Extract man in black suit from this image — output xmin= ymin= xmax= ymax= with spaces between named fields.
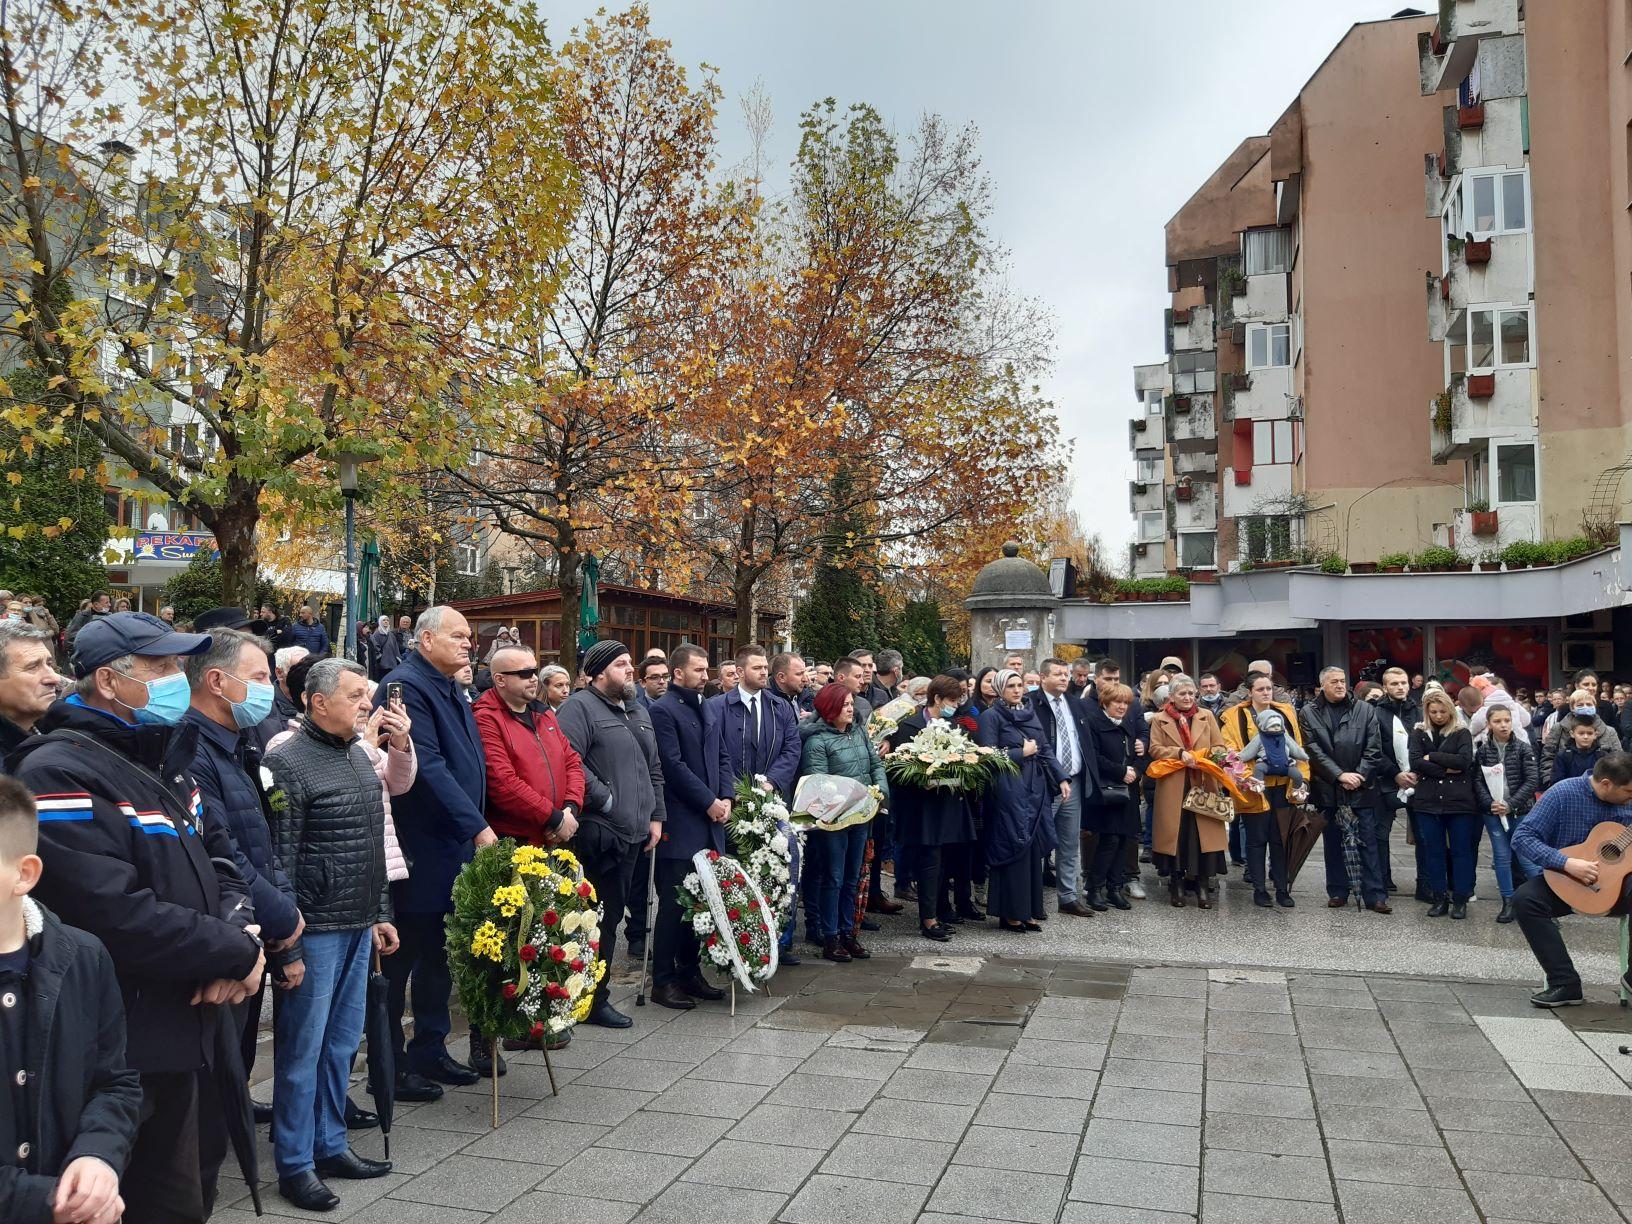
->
xmin=1031 ymin=657 xmax=1099 ymax=917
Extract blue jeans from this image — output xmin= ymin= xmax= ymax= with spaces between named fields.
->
xmin=1051 ymin=789 xmax=1083 ymax=905
xmin=1482 ymin=813 xmax=1516 ymax=899
xmin=1417 ymin=810 xmax=1480 ymax=902
xmin=816 ymin=824 xmax=870 ymax=939
xmin=273 ymin=928 xmax=371 ymax=1178
xmin=1321 ymin=803 xmax=1388 ymax=907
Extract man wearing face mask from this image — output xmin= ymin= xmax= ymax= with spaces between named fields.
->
xmin=183 ymin=625 xmax=304 ymax=1076
xmin=6 ymin=612 xmax=266 ymax=1224
xmin=1540 ymin=686 xmax=1622 ymax=786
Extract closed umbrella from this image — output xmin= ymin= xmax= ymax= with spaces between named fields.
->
xmin=364 ymin=952 xmax=396 ymax=1159
xmin=1335 ymin=804 xmax=1365 ymax=911
xmin=212 ymin=1008 xmax=264 ymax=1216
xmin=1277 ymin=803 xmax=1327 ymax=886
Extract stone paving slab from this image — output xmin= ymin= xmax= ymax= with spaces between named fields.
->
xmin=247 ymin=855 xmax=1632 ymax=1224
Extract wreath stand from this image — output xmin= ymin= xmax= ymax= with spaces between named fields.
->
xmin=489 ymin=1033 xmax=559 ymax=1129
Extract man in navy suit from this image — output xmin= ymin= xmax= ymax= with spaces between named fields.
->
xmin=647 ymin=643 xmax=730 ymax=1010
xmin=714 ymin=645 xmax=802 ymax=800
xmin=1030 ymin=657 xmax=1100 ymax=918
xmin=374 ymin=606 xmax=497 ymax=1093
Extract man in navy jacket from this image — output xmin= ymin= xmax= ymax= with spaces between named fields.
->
xmin=374 ymin=607 xmax=496 ymax=1094
xmin=647 ymin=643 xmax=729 ymax=1010
xmin=714 ymin=645 xmax=802 ymax=800
xmin=1031 ymin=658 xmax=1100 ymax=917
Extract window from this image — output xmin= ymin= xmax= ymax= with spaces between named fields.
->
xmin=1178 ymin=532 xmax=1216 ymax=569
xmin=454 ymin=541 xmax=480 ymax=576
xmin=1242 ymin=227 xmax=1293 ymax=276
xmin=1252 ymin=419 xmax=1300 ymax=465
xmin=1466 ymin=306 xmax=1533 ymax=370
xmin=1496 ymin=444 xmax=1537 ymax=503
xmin=1246 ymin=324 xmax=1290 ymax=370
xmin=1135 ymin=457 xmax=1162 ymax=484
xmin=1240 ymin=515 xmax=1294 ymax=563
xmin=1144 ymin=389 xmax=1164 ymax=418
xmin=1172 ymin=351 xmax=1215 ymax=394
xmin=1138 ymin=510 xmax=1164 ymax=542
xmin=1463 ymin=169 xmax=1528 ymax=236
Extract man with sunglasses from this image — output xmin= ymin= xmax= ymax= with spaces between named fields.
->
xmin=473 ymin=648 xmax=586 ymax=851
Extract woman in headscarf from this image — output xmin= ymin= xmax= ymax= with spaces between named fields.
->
xmin=977 ymin=669 xmax=1064 ymax=932
xmin=1148 ymin=673 xmax=1229 ymax=908
xmin=801 ymin=682 xmax=889 ymax=962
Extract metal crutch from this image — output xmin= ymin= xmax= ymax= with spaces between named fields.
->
xmin=635 ymin=841 xmax=658 ymax=1006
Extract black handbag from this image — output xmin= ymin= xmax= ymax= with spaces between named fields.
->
xmin=1099 ymin=782 xmax=1131 ymax=803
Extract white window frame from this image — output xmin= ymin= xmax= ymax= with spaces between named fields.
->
xmin=1137 ymin=510 xmax=1164 ymax=543
xmin=1177 ymin=530 xmax=1217 ymax=570
xmin=1493 ymin=441 xmax=1538 ymax=506
xmin=1465 ymin=305 xmax=1535 ymax=373
xmin=1245 ymin=323 xmax=1290 ymax=371
xmin=1135 ymin=456 xmax=1162 ymax=484
xmin=1144 ymin=389 xmax=1164 ymax=418
xmin=1461 ymin=167 xmax=1529 ymax=239
xmin=1251 ymin=419 xmax=1300 ymax=466
xmin=1242 ymin=227 xmax=1293 ymax=277
xmin=454 ymin=541 xmax=481 ymax=577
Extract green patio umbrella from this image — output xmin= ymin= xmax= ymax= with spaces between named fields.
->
xmin=358 ymin=537 xmax=379 ymax=625
xmin=577 ymin=553 xmax=601 ymax=656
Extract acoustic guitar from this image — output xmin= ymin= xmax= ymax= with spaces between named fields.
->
xmin=1544 ymin=821 xmax=1632 ymax=916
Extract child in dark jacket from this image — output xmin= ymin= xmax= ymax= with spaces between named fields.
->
xmin=0 ymin=776 xmax=140 ymax=1224
xmin=1551 ymin=722 xmax=1608 ymax=787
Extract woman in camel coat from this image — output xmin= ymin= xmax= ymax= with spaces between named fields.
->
xmin=1148 ymin=673 xmax=1228 ymax=908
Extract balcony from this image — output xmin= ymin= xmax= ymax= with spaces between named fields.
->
xmin=1172 ymin=479 xmax=1218 ymax=532
xmin=1453 ymin=97 xmax=1526 ymax=173
xmin=1131 ymin=540 xmax=1167 ymax=578
xmin=1448 ymin=232 xmax=1530 ymax=306
xmin=1169 ymin=305 xmax=1216 ymax=354
xmin=1227 ymin=366 xmax=1294 ymax=422
xmin=1221 ymin=462 xmax=1293 ymax=518
xmin=1417 ymin=0 xmax=1522 ymax=95
xmin=1130 ymin=479 xmax=1164 ymax=515
xmin=1129 ymin=415 xmax=1161 ymax=450
xmin=1429 ymin=369 xmax=1534 ymax=463
xmin=1227 ymin=273 xmax=1289 ymax=328
xmin=1166 ymin=396 xmax=1216 ymax=444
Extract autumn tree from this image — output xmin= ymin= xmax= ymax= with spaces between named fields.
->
xmin=0 ymin=0 xmax=573 ymax=606
xmin=452 ymin=4 xmax=736 ymax=654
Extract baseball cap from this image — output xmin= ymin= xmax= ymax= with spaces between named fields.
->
xmin=72 ymin=611 xmax=213 ymax=677
xmin=193 ymin=606 xmax=253 ymax=632
xmin=1160 ymin=656 xmax=1184 ymax=671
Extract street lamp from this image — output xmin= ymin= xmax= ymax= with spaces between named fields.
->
xmin=335 ymin=451 xmax=374 ymax=662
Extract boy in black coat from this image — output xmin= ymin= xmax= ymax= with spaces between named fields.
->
xmin=0 ymin=776 xmax=140 ymax=1224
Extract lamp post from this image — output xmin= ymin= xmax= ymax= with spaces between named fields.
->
xmin=335 ymin=452 xmax=373 ymax=662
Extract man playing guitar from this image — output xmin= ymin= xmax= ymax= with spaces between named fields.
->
xmin=1511 ymin=753 xmax=1632 ymax=1008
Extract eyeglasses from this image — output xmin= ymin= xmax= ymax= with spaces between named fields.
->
xmin=499 ymin=668 xmax=538 ymax=679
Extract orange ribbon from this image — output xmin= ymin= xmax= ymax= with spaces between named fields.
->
xmin=1145 ymin=755 xmax=1256 ymax=806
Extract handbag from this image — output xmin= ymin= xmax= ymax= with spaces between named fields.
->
xmin=1099 ymin=782 xmax=1131 ymax=803
xmin=1182 ymin=785 xmax=1235 ymax=824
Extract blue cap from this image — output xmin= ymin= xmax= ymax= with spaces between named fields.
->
xmin=72 ymin=612 xmax=213 ymax=678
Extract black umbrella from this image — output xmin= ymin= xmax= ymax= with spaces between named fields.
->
xmin=1335 ymin=805 xmax=1365 ymax=911
xmin=212 ymin=1007 xmax=264 ymax=1216
xmin=1277 ymin=804 xmax=1327 ymax=886
xmin=365 ymin=952 xmax=396 ymax=1159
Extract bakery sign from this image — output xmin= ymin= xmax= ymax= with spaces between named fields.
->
xmin=133 ymin=531 xmax=217 ymax=562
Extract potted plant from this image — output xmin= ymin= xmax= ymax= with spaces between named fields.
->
xmin=1156 ymin=577 xmax=1189 ymax=602
xmin=1465 ymin=239 xmax=1492 ymax=264
xmin=1467 ymin=500 xmax=1497 ymax=536
xmin=1474 ymin=550 xmax=1502 ymax=572
xmin=1446 ymin=235 xmax=1464 ymax=258
xmin=1175 ymin=483 xmax=1194 ymax=503
xmin=1413 ymin=545 xmax=1462 ymax=572
xmin=1173 ymin=395 xmax=1192 ymax=413
xmin=1172 ymin=307 xmax=1191 ymax=325
xmin=1318 ymin=554 xmax=1347 ymax=575
xmin=1221 ymin=267 xmax=1246 ymax=298
xmin=1433 ymin=388 xmax=1453 ymax=433
xmin=1500 ymin=540 xmax=1543 ymax=569
xmin=1349 ymin=560 xmax=1379 ymax=574
xmin=1377 ymin=552 xmax=1411 ymax=574
xmin=1457 ymin=102 xmax=1485 ymax=129
xmin=1467 ymin=373 xmax=1496 ymax=398
xmin=1189 ymin=569 xmax=1218 ymax=584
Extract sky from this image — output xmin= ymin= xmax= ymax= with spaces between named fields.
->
xmin=543 ymin=0 xmax=1414 ymax=554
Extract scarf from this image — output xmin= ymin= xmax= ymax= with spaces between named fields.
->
xmin=1163 ymin=702 xmax=1195 ymax=750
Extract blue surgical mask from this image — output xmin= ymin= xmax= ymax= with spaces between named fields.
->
xmin=1026 ymin=684 xmax=1039 ymax=692
xmin=1574 ymin=706 xmax=1597 ymax=719
xmin=939 ymin=704 xmax=958 ymax=719
xmin=228 ymin=675 xmax=276 ymax=729
xmin=129 ymin=669 xmax=192 ymax=726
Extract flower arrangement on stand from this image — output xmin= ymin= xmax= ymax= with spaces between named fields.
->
xmin=727 ymin=775 xmax=795 ymax=926
xmin=883 ymin=718 xmax=1019 ymax=797
xmin=678 ymin=849 xmax=779 ymax=1006
xmin=447 ymin=840 xmax=606 ymax=1122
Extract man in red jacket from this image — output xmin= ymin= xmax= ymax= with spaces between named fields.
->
xmin=473 ymin=647 xmax=586 ymax=848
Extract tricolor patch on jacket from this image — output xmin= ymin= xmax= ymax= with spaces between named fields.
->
xmin=33 ymin=792 xmax=95 ymax=822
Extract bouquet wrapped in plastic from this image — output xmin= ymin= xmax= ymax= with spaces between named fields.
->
xmin=884 ymin=719 xmax=1017 ymax=797
xmin=866 ymin=695 xmax=918 ymax=746
xmin=790 ymin=773 xmax=884 ymax=832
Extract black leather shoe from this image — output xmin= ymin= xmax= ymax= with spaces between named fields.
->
xmin=780 ymin=950 xmax=802 ymax=966
xmin=1107 ymin=891 xmax=1132 ymax=911
xmin=469 ymin=1041 xmax=507 ymax=1079
xmin=626 ymin=937 xmax=646 ymax=962
xmin=253 ymin=1102 xmax=273 ymax=1125
xmin=652 ymin=982 xmax=696 ymax=1010
xmin=278 ymin=1171 xmax=340 ymax=1212
xmin=1449 ymin=901 xmax=1467 ymax=920
xmin=1253 ymin=889 xmax=1272 ymax=908
xmin=394 ymin=1071 xmax=443 ymax=1102
xmin=315 ymin=1147 xmax=392 ymax=1180
xmin=1530 ymin=985 xmax=1584 ymax=1009
xmin=588 ymin=1001 xmax=633 ymax=1029
xmin=1497 ymin=899 xmax=1517 ymax=924
xmin=1276 ymin=891 xmax=1295 ymax=908
xmin=681 ymin=974 xmax=726 ymax=1001
xmin=920 ymin=925 xmax=951 ymax=942
xmin=344 ymin=1098 xmax=379 ymax=1129
xmin=422 ymin=1053 xmax=479 ymax=1086
xmin=1427 ymin=896 xmax=1449 ymax=918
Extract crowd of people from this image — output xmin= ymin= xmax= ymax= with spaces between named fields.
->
xmin=4 ymin=585 xmax=1632 ymax=1221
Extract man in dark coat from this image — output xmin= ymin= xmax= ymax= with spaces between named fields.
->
xmin=0 ymin=778 xmax=142 ymax=1224
xmin=8 ymin=612 xmax=265 ymax=1224
xmin=1030 ymin=657 xmax=1099 ymax=917
xmin=714 ymin=645 xmax=802 ymax=800
xmin=0 ymin=620 xmax=61 ymax=762
xmin=374 ymin=606 xmax=495 ymax=1093
xmin=286 ymin=606 xmax=331 ymax=658
xmin=1300 ymin=665 xmax=1390 ymax=913
xmin=771 ymin=652 xmax=814 ymax=718
xmin=183 ymin=627 xmax=303 ymax=1076
xmin=647 ymin=643 xmax=728 ymax=1010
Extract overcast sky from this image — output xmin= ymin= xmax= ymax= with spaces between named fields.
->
xmin=546 ymin=0 xmax=1412 ymax=553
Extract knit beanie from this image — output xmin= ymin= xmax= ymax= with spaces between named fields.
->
xmin=581 ymin=639 xmax=629 ymax=679
xmin=813 ymin=681 xmax=850 ymax=725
